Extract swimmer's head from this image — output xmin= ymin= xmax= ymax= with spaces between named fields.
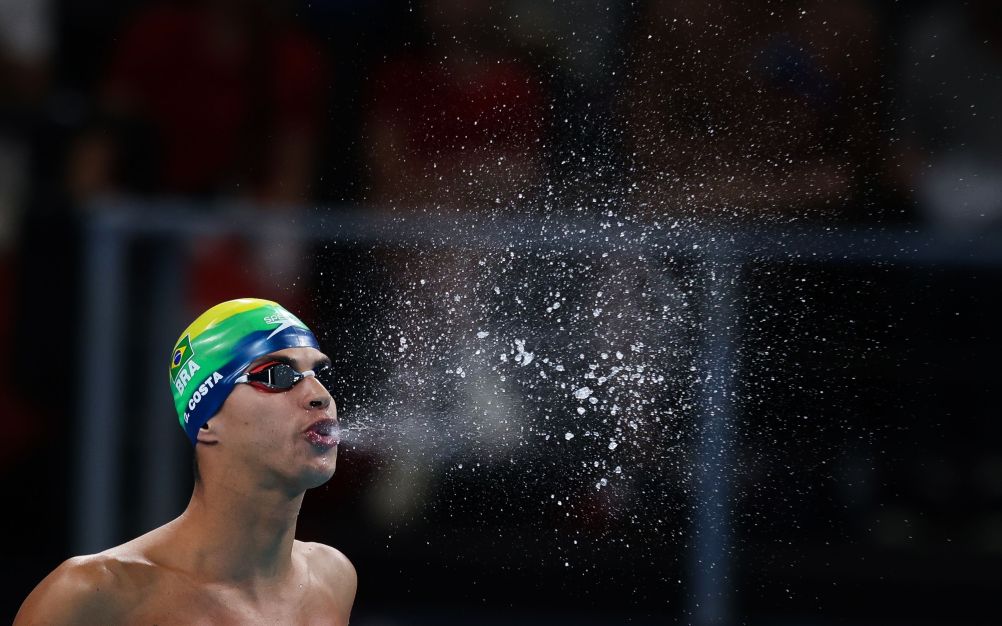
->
xmin=169 ymin=298 xmax=319 ymax=445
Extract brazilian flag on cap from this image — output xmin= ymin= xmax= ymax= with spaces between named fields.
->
xmin=171 ymin=335 xmax=194 ymax=374
xmin=169 ymin=298 xmax=319 ymax=445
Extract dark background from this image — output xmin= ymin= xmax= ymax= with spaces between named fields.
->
xmin=1 ymin=0 xmax=1000 ymax=624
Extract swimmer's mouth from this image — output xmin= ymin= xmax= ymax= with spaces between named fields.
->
xmin=304 ymin=418 xmax=339 ymax=449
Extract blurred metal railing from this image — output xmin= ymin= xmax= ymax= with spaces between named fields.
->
xmin=76 ymin=198 xmax=1002 ymax=626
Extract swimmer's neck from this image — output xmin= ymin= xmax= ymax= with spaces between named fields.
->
xmin=165 ymin=481 xmax=305 ymax=586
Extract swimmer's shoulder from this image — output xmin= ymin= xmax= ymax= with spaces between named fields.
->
xmin=296 ymin=540 xmax=357 ymax=608
xmin=13 ymin=552 xmax=144 ymax=625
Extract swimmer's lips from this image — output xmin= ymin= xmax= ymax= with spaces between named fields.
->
xmin=304 ymin=418 xmax=339 ymax=450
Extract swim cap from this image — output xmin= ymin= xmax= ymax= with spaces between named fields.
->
xmin=169 ymin=298 xmax=320 ymax=445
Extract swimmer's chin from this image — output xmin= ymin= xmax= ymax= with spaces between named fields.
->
xmin=301 ymin=453 xmax=337 ymax=489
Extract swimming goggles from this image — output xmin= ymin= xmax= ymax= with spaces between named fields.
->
xmin=235 ymin=360 xmax=335 ymax=392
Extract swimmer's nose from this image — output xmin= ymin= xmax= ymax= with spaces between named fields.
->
xmin=306 ymin=393 xmax=330 ymax=411
xmin=302 ymin=376 xmax=332 ymax=412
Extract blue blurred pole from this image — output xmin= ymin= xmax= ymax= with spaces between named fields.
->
xmin=74 ymin=213 xmax=126 ymax=554
xmin=139 ymin=240 xmax=186 ymax=532
xmin=690 ymin=246 xmax=739 ymax=626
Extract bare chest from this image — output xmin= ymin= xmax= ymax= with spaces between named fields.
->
xmin=123 ymin=580 xmax=348 ymax=626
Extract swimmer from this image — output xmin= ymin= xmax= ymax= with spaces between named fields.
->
xmin=14 ymin=298 xmax=356 ymax=624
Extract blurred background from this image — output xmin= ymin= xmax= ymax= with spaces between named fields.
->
xmin=1 ymin=0 xmax=1000 ymax=624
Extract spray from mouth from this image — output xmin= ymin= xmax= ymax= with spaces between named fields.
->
xmin=316 ymin=158 xmax=870 ymax=604
xmin=334 ymin=419 xmax=390 ymax=450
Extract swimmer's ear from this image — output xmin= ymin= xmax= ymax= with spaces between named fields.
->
xmin=196 ymin=420 xmax=220 ymax=445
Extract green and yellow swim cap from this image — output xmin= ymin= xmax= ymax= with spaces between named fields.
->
xmin=169 ymin=298 xmax=320 ymax=445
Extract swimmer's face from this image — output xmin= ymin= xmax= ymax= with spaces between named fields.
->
xmin=212 ymin=346 xmax=338 ymax=491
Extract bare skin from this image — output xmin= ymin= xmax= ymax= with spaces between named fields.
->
xmin=15 ymin=347 xmax=356 ymax=625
